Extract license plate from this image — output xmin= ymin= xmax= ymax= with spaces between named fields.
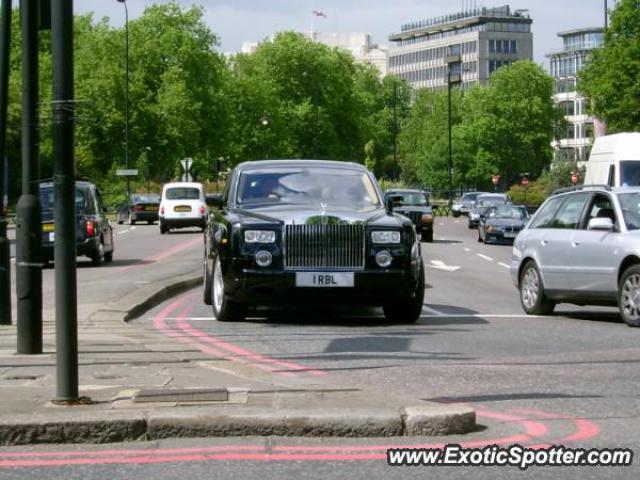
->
xmin=295 ymin=272 xmax=354 ymax=288
xmin=42 ymin=223 xmax=54 ymax=232
xmin=49 ymin=232 xmax=55 ymax=242
xmin=146 ymin=206 xmax=158 ymax=211
xmin=504 ymin=232 xmax=517 ymax=238
xmin=174 ymin=206 xmax=191 ymax=212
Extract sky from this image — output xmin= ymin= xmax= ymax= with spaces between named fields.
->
xmin=77 ymin=1 xmax=611 ymax=67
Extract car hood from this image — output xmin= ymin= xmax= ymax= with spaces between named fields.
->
xmin=231 ymin=204 xmax=405 ymax=227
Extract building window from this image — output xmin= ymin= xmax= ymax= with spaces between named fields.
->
xmin=559 ymin=101 xmax=575 ymax=116
xmin=489 ymin=39 xmax=495 ymax=53
xmin=510 ymin=40 xmax=517 ymax=54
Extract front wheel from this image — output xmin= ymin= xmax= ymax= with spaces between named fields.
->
xmin=618 ymin=265 xmax=640 ymax=327
xmin=421 ymin=230 xmax=433 ymax=243
xmin=519 ymin=261 xmax=555 ymax=315
xmin=211 ymin=256 xmax=246 ymax=322
xmin=383 ymin=261 xmax=425 ymax=323
xmin=91 ymin=242 xmax=105 ymax=267
xmin=160 ymin=221 xmax=168 ymax=234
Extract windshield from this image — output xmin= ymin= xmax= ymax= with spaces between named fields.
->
xmin=620 ymin=161 xmax=640 ymax=187
xmin=618 ymin=192 xmax=640 ymax=230
xmin=39 ymin=186 xmax=87 ymax=212
xmin=236 ymin=167 xmax=381 ymax=209
xmin=391 ymin=192 xmax=429 ymax=206
xmin=491 ymin=205 xmax=528 ymax=220
xmin=477 ymin=195 xmax=507 ymax=207
xmin=133 ymin=194 xmax=160 ymax=203
xmin=165 ymin=187 xmax=200 ymax=200
xmin=461 ymin=193 xmax=480 ymax=203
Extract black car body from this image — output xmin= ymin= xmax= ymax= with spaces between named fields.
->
xmin=478 ymin=204 xmax=530 ymax=244
xmin=468 ymin=193 xmax=511 ymax=228
xmin=116 ymin=193 xmax=161 ymax=225
xmin=383 ymin=189 xmax=434 ymax=242
xmin=40 ymin=181 xmax=115 ymax=265
xmin=203 ymin=160 xmax=425 ymax=323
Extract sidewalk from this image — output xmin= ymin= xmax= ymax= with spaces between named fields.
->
xmin=0 ymin=273 xmax=475 ymax=446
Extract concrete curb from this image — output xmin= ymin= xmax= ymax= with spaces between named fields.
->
xmin=0 ymin=404 xmax=476 ymax=446
xmin=90 ymin=271 xmax=203 ymax=322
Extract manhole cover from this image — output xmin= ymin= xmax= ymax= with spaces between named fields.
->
xmin=133 ymin=388 xmax=228 ymax=403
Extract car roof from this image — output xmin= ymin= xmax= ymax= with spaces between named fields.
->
xmin=162 ymin=182 xmax=203 ymax=189
xmin=235 ymin=159 xmax=369 ymax=172
xmin=478 ymin=193 xmax=507 ymax=198
xmin=39 ymin=180 xmax=94 ymax=189
xmin=385 ymin=189 xmax=426 ymax=194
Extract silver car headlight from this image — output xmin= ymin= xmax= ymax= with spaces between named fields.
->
xmin=371 ymin=231 xmax=401 ymax=244
xmin=244 ymin=230 xmax=276 ymax=244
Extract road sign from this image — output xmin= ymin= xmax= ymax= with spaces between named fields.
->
xmin=116 ymin=169 xmax=139 ymax=177
xmin=521 ymin=177 xmax=529 ymax=186
xmin=180 ymin=157 xmax=193 ymax=172
xmin=491 ymin=175 xmax=500 ymax=186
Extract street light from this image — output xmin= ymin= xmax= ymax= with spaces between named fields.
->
xmin=446 ymin=56 xmax=462 ymax=204
xmin=117 ymin=0 xmax=130 ymax=197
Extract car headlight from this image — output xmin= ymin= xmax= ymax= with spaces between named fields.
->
xmin=244 ymin=230 xmax=276 ymax=243
xmin=371 ymin=231 xmax=401 ymax=244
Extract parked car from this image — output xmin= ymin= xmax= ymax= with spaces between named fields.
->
xmin=203 ymin=160 xmax=425 ymax=323
xmin=510 ymin=185 xmax=640 ymax=327
xmin=159 ymin=182 xmax=207 ymax=234
xmin=383 ymin=189 xmax=434 ymax=242
xmin=478 ymin=204 xmax=530 ymax=244
xmin=116 ymin=193 xmax=161 ymax=225
xmin=452 ymin=191 xmax=487 ymax=218
xmin=40 ymin=180 xmax=114 ymax=266
xmin=468 ymin=193 xmax=511 ymax=229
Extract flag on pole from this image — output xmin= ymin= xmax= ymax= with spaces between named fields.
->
xmin=313 ymin=10 xmax=327 ymax=18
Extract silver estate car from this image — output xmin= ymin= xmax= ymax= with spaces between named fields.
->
xmin=510 ymin=185 xmax=640 ymax=327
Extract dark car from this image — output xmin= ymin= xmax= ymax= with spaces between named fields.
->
xmin=203 ymin=160 xmax=425 ymax=323
xmin=40 ymin=181 xmax=114 ymax=266
xmin=116 ymin=193 xmax=161 ymax=225
xmin=478 ymin=204 xmax=530 ymax=244
xmin=468 ymin=193 xmax=511 ymax=229
xmin=383 ymin=189 xmax=434 ymax=242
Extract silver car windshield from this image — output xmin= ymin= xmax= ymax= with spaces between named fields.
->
xmin=618 ymin=192 xmax=640 ymax=230
xmin=394 ymin=192 xmax=429 ymax=206
xmin=236 ymin=167 xmax=381 ymax=209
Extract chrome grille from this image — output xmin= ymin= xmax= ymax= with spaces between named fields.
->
xmin=284 ymin=224 xmax=365 ymax=270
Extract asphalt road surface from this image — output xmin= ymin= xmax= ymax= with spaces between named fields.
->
xmin=2 ymin=218 xmax=639 ymax=479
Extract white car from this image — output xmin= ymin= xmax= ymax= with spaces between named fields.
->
xmin=159 ymin=182 xmax=207 ymax=234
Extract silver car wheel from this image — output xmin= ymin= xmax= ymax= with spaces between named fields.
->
xmin=521 ymin=267 xmax=539 ymax=310
xmin=213 ymin=257 xmax=224 ymax=313
xmin=621 ymin=273 xmax=640 ymax=321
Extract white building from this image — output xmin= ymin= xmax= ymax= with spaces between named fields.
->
xmin=547 ymin=28 xmax=604 ymax=164
xmin=387 ymin=5 xmax=533 ymax=90
xmin=240 ymin=32 xmax=388 ymax=76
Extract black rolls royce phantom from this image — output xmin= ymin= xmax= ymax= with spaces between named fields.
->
xmin=203 ymin=160 xmax=425 ymax=323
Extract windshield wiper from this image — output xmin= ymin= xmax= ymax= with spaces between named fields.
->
xmin=229 ymin=208 xmax=283 ymax=225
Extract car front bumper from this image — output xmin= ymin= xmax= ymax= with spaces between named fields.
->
xmin=223 ymin=258 xmax=423 ymax=306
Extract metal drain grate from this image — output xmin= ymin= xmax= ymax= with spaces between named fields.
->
xmin=133 ymin=388 xmax=229 ymax=403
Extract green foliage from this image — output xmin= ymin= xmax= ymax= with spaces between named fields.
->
xmin=580 ymin=0 xmax=640 ymax=132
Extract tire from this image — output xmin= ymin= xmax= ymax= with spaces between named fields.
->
xmin=128 ymin=212 xmax=135 ymax=225
xmin=519 ymin=261 xmax=555 ymax=315
xmin=477 ymin=229 xmax=483 ymax=242
xmin=91 ymin=241 xmax=105 ymax=267
xmin=203 ymin=258 xmax=212 ymax=305
xmin=104 ymin=250 xmax=113 ymax=262
xmin=160 ymin=221 xmax=167 ymax=234
xmin=467 ymin=220 xmax=474 ymax=229
xmin=211 ymin=256 xmax=246 ymax=322
xmin=421 ymin=230 xmax=433 ymax=243
xmin=383 ymin=261 xmax=425 ymax=323
xmin=618 ymin=265 xmax=640 ymax=327
xmin=453 ymin=211 xmax=461 ymax=218
xmin=147 ymin=220 xmax=154 ymax=225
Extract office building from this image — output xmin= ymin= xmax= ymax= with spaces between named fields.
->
xmin=387 ymin=5 xmax=533 ymax=90
xmin=547 ymin=28 xmax=604 ymax=164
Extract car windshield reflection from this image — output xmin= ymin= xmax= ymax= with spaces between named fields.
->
xmin=618 ymin=192 xmax=640 ymax=230
xmin=236 ymin=167 xmax=381 ymax=209
xmin=492 ymin=205 xmax=528 ymax=220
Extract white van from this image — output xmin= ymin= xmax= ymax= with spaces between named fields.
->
xmin=583 ymin=132 xmax=640 ymax=187
xmin=159 ymin=182 xmax=207 ymax=234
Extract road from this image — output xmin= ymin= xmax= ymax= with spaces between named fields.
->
xmin=2 ymin=218 xmax=639 ymax=479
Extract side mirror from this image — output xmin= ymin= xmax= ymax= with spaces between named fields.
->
xmin=205 ymin=193 xmax=223 ymax=208
xmin=587 ymin=217 xmax=614 ymax=231
xmin=386 ymin=195 xmax=404 ymax=214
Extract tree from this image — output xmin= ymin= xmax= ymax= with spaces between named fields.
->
xmin=580 ymin=0 xmax=640 ymax=132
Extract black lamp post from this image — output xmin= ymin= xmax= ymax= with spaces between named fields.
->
xmin=117 ymin=0 xmax=130 ymax=197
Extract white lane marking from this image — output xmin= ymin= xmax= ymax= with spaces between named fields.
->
xmin=429 ymin=260 xmax=461 ymax=272
xmin=422 ymin=305 xmax=445 ymax=315
xmin=464 ymin=248 xmax=471 ymax=252
xmin=10 ymin=258 xmax=16 ymax=264
xmin=498 ymin=262 xmax=510 ymax=269
xmin=119 ymin=230 xmax=129 ymax=235
xmin=454 ymin=220 xmax=460 ymax=224
xmin=477 ymin=253 xmax=494 ymax=262
xmin=131 ymin=226 xmax=137 ymax=230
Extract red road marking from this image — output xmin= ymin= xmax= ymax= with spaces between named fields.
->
xmin=117 ymin=237 xmax=202 ymax=274
xmin=509 ymin=408 xmax=600 ymax=443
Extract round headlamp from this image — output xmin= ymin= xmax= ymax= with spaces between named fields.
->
xmin=375 ymin=250 xmax=393 ymax=268
xmin=255 ymin=250 xmax=273 ymax=268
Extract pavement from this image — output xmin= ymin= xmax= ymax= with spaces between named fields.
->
xmin=0 ymin=267 xmax=475 ymax=447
